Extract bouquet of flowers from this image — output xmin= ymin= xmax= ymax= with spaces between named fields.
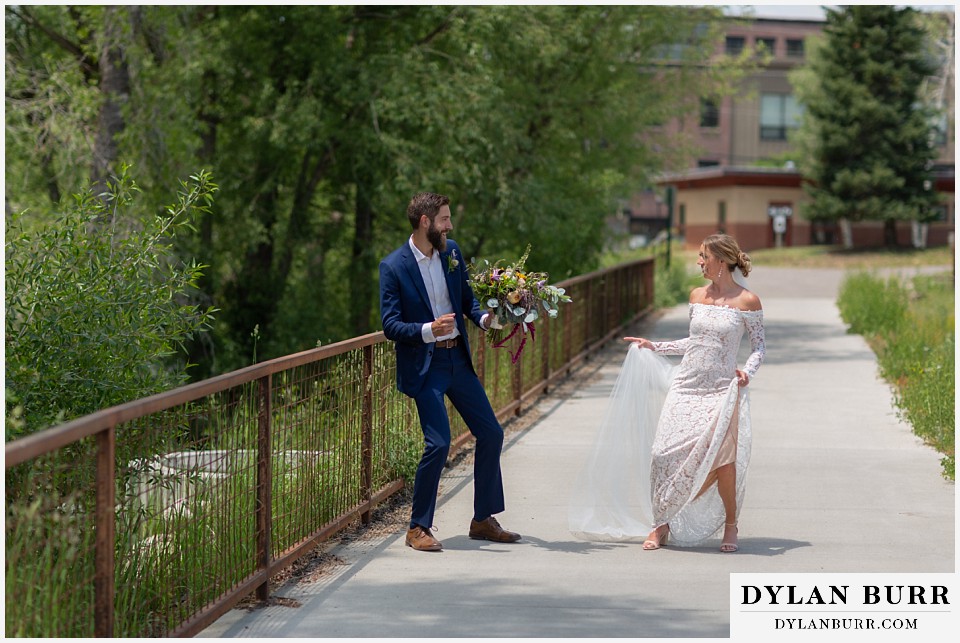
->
xmin=470 ymin=245 xmax=572 ymax=364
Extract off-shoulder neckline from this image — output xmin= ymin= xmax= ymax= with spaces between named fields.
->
xmin=689 ymin=302 xmax=763 ymax=314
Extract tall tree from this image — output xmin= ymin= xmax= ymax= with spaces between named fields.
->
xmin=792 ymin=6 xmax=941 ymax=247
xmin=7 ymin=5 xmax=740 ymax=376
xmin=5 ymin=5 xmax=205 ymax=219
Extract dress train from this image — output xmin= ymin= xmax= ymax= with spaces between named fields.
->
xmin=568 ymin=345 xmax=675 ymax=541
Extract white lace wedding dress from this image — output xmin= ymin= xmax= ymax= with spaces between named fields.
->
xmin=569 ymin=302 xmax=765 ymax=546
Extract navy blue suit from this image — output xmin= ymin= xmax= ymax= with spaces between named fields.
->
xmin=379 ymin=238 xmax=505 ymax=529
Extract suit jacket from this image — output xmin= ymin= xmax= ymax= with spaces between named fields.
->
xmin=379 ymin=238 xmax=485 ymax=397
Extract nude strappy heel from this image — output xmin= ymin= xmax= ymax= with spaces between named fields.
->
xmin=643 ymin=524 xmax=669 ymax=550
xmin=720 ymin=522 xmax=738 ymax=553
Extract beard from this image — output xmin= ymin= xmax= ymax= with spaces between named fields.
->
xmin=427 ymin=222 xmax=447 ymax=252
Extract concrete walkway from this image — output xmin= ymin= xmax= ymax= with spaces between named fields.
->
xmin=200 ymin=266 xmax=954 ymax=638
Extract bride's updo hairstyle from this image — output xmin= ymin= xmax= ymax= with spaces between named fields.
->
xmin=703 ymin=234 xmax=752 ymax=278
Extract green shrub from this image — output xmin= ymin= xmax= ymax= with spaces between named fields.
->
xmin=5 ymin=166 xmax=218 ymax=440
xmin=837 ymin=272 xmax=908 ymax=336
xmin=837 ymin=272 xmax=954 ymax=479
xmin=655 ymin=256 xmax=701 ymax=309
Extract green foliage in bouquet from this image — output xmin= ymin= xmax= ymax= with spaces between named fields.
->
xmin=469 ymin=246 xmax=572 ymax=360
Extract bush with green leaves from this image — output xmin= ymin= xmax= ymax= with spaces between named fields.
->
xmin=837 ymin=271 xmax=954 ymax=479
xmin=655 ymin=254 xmax=703 ymax=309
xmin=5 ymin=166 xmax=218 ymax=440
xmin=836 ymin=272 xmax=908 ymax=336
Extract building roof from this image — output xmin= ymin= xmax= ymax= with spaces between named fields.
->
xmin=656 ymin=165 xmax=955 ymax=192
xmin=656 ymin=165 xmax=804 ymax=189
xmin=723 ymin=5 xmax=829 ymax=22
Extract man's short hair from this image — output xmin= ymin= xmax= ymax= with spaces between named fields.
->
xmin=406 ymin=192 xmax=450 ymax=229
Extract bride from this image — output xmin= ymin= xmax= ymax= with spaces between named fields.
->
xmin=569 ymin=234 xmax=765 ymax=552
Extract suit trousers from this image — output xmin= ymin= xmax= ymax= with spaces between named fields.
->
xmin=410 ymin=343 xmax=505 ymax=529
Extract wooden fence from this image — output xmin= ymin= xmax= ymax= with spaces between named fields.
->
xmin=4 ymin=257 xmax=654 ymax=637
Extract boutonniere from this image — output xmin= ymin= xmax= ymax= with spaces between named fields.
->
xmin=447 ymin=249 xmax=460 ymax=273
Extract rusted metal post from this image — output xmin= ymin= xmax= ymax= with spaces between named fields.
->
xmin=564 ymin=288 xmax=574 ymax=368
xmin=255 ymin=375 xmax=272 ymax=601
xmin=512 ymin=344 xmax=522 ymax=415
xmin=540 ymin=319 xmax=550 ymax=392
xmin=584 ymin=281 xmax=592 ymax=352
xmin=608 ymin=273 xmax=614 ymax=335
xmin=477 ymin=329 xmax=487 ymax=386
xmin=618 ymin=270 xmax=623 ymax=329
xmin=646 ymin=260 xmax=655 ymax=309
xmin=633 ymin=264 xmax=641 ymax=313
xmin=612 ymin=269 xmax=619 ymax=329
xmin=94 ymin=426 xmax=116 ymax=638
xmin=361 ymin=345 xmax=374 ymax=524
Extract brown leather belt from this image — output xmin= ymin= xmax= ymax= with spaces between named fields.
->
xmin=435 ymin=338 xmax=459 ymax=349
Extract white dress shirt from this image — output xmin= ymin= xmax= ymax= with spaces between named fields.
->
xmin=409 ymin=236 xmax=459 ymax=343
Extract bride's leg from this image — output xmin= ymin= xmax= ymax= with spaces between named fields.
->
xmin=716 ymin=463 xmax=736 ymax=521
xmin=717 ymin=462 xmax=739 ymax=552
xmin=696 ymin=393 xmax=740 ymax=500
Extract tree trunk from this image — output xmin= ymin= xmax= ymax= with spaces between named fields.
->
xmin=350 ymin=176 xmax=376 ymax=336
xmin=883 ymin=219 xmax=898 ymax=248
xmin=222 ymin=174 xmax=281 ymax=364
xmin=43 ymin=150 xmax=62 ymax=206
xmin=184 ymin=69 xmax=220 ymax=381
xmin=910 ymin=221 xmax=928 ymax=249
xmin=91 ymin=6 xmax=131 ymax=201
xmin=839 ymin=218 xmax=854 ymax=249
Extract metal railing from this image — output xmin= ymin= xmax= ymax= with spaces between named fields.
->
xmin=4 ymin=257 xmax=653 ymax=637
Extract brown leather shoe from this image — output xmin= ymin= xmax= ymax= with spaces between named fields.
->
xmin=469 ymin=516 xmax=521 ymax=543
xmin=405 ymin=525 xmax=442 ymax=552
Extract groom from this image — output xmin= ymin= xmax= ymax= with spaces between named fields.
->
xmin=379 ymin=192 xmax=521 ymax=552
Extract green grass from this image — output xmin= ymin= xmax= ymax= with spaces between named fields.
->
xmin=605 ymin=241 xmax=951 ymax=272
xmin=749 ymin=244 xmax=952 ymax=269
xmin=837 ymin=272 xmax=955 ymax=480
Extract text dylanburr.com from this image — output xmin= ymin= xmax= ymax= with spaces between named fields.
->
xmin=730 ymin=573 xmax=957 ymax=640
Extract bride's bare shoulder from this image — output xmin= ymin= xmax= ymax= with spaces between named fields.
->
xmin=688 ymin=286 xmax=709 ymax=304
xmin=738 ymin=289 xmax=762 ymax=311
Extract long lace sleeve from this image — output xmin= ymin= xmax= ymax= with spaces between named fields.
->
xmin=651 ymin=337 xmax=692 ymax=355
xmin=742 ymin=310 xmax=765 ymax=379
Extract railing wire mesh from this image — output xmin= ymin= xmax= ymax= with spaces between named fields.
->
xmin=4 ymin=258 xmax=653 ymax=637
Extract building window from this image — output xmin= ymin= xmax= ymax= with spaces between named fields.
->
xmin=718 ymin=201 xmax=726 ymax=233
xmin=786 ymin=38 xmax=805 ymax=57
xmin=700 ymin=98 xmax=719 ymax=128
xmin=697 ymin=159 xmax=720 ymax=168
xmin=756 ymin=37 xmax=776 ymax=55
xmin=760 ymin=93 xmax=802 ymax=140
xmin=725 ymin=36 xmax=745 ymax=56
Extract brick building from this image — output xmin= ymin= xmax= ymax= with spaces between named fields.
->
xmin=633 ymin=12 xmax=956 ymax=250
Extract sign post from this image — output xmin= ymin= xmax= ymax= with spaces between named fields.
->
xmin=768 ymin=204 xmax=792 ymax=248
